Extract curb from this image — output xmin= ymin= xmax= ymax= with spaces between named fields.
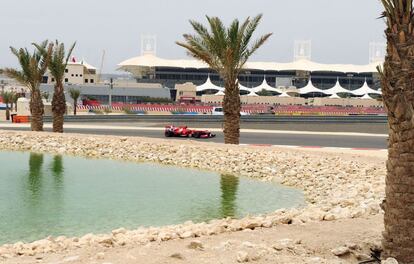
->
xmin=241 ymin=144 xmax=387 ymax=152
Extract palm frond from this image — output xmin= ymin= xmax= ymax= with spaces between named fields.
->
xmin=0 ymin=91 xmax=15 ymax=104
xmin=68 ymin=88 xmax=81 ymax=101
xmin=177 ymin=14 xmax=271 ymax=79
xmin=7 ymin=41 xmax=53 ymax=92
xmin=46 ymin=41 xmax=76 ymax=84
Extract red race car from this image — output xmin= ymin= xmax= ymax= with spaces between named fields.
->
xmin=164 ymin=125 xmax=216 ymax=139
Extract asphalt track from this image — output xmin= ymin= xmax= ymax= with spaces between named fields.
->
xmin=0 ymin=125 xmax=388 ymax=149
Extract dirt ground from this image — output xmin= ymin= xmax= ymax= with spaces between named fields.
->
xmin=5 ymin=215 xmax=383 ymax=264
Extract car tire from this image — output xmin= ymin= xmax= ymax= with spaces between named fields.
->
xmin=165 ymin=131 xmax=173 ymax=137
xmin=192 ymin=132 xmax=200 ymax=138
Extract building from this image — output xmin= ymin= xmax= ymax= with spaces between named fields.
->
xmin=117 ymin=53 xmax=383 ymax=106
xmin=118 ymin=53 xmax=382 ymax=93
xmin=175 ymin=83 xmax=197 ymax=103
xmin=40 ymin=59 xmax=172 ymax=105
xmin=44 ymin=60 xmax=97 ymax=85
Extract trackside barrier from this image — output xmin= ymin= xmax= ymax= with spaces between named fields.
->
xmin=77 ymin=104 xmax=386 ymax=116
xmin=12 ymin=115 xmax=30 ymax=123
xmin=41 ymin=115 xmax=388 ymax=124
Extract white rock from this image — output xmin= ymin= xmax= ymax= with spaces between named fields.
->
xmin=331 ymin=246 xmax=350 ymax=256
xmin=382 ymin=258 xmax=399 ymax=264
xmin=96 ymin=252 xmax=105 ymax=259
xmin=112 ymin=228 xmax=127 ymax=235
xmin=179 ymin=231 xmax=193 ymax=239
xmin=241 ymin=241 xmax=255 ymax=248
xmin=62 ymin=256 xmax=80 ymax=262
xmin=237 ymin=251 xmax=249 ymax=263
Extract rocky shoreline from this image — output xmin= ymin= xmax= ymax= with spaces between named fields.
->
xmin=0 ymin=130 xmax=386 ymax=261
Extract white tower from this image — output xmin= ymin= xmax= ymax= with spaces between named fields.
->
xmin=369 ymin=42 xmax=386 ymax=63
xmin=294 ymin=40 xmax=312 ymax=61
xmin=141 ymin=35 xmax=157 ymax=56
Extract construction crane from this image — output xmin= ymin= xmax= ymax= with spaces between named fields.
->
xmin=97 ymin=50 xmax=105 ymax=83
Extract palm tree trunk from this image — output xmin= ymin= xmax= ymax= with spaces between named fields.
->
xmin=30 ymin=89 xmax=44 ymax=131
xmin=52 ymin=84 xmax=66 ymax=133
xmin=5 ymin=104 xmax=10 ymax=121
xmin=380 ymin=25 xmax=414 ymax=261
xmin=73 ymin=101 xmax=77 ymax=116
xmin=223 ymin=79 xmax=240 ymax=144
xmin=382 ymin=95 xmax=414 ymax=263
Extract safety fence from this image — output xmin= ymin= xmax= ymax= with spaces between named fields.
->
xmin=76 ymin=104 xmax=386 ymax=116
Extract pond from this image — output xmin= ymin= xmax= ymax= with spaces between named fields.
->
xmin=0 ymin=151 xmax=305 ymax=245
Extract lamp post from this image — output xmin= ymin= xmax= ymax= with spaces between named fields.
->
xmin=106 ymin=77 xmax=114 ymax=107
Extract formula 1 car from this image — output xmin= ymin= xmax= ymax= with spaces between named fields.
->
xmin=164 ymin=125 xmax=216 ymax=139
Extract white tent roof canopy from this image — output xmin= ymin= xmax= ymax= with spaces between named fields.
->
xmin=246 ymin=92 xmax=259 ymax=97
xmin=361 ymin=93 xmax=373 ymax=99
xmin=278 ymin=92 xmax=291 ymax=98
xmin=196 ymin=77 xmax=223 ymax=92
xmin=329 ymin=93 xmax=341 ymax=99
xmin=252 ymin=79 xmax=284 ymax=93
xmin=298 ymin=81 xmax=328 ymax=95
xmin=118 ymin=54 xmax=382 ymax=73
xmin=238 ymin=82 xmax=252 ymax=92
xmin=352 ymin=81 xmax=382 ymax=96
xmin=324 ymin=80 xmax=355 ymax=95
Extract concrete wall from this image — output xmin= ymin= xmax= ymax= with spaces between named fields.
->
xmin=40 ymin=84 xmax=171 ymax=104
xmin=16 ymin=98 xmax=73 ymax=116
xmin=201 ymin=94 xmax=383 ymax=107
xmin=311 ymin=97 xmax=383 ymax=107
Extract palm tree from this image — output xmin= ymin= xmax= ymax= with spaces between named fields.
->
xmin=378 ymin=1 xmax=414 ymax=263
xmin=2 ymin=41 xmax=52 ymax=131
xmin=68 ymin=88 xmax=80 ymax=116
xmin=176 ymin=15 xmax=272 ymax=144
xmin=1 ymin=91 xmax=14 ymax=121
xmin=42 ymin=41 xmax=75 ymax=133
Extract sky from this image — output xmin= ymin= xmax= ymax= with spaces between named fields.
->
xmin=1 ymin=0 xmax=385 ymax=73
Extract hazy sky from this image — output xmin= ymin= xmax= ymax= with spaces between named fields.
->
xmin=1 ymin=0 xmax=385 ymax=73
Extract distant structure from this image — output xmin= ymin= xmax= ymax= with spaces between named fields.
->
xmin=119 ymin=38 xmax=382 ymax=91
xmin=44 ymin=58 xmax=97 ymax=85
xmin=141 ymin=35 xmax=157 ymax=56
xmin=369 ymin=42 xmax=386 ymax=64
xmin=294 ymin=40 xmax=312 ymax=61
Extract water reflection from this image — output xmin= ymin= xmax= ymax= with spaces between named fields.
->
xmin=220 ymin=174 xmax=239 ymax=217
xmin=180 ymin=174 xmax=240 ymax=221
xmin=0 ymin=151 xmax=305 ymax=244
xmin=28 ymin=153 xmax=44 ymax=197
xmin=51 ymin=155 xmax=64 ymax=186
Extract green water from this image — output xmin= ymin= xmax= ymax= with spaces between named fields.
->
xmin=0 ymin=151 xmax=304 ymax=245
